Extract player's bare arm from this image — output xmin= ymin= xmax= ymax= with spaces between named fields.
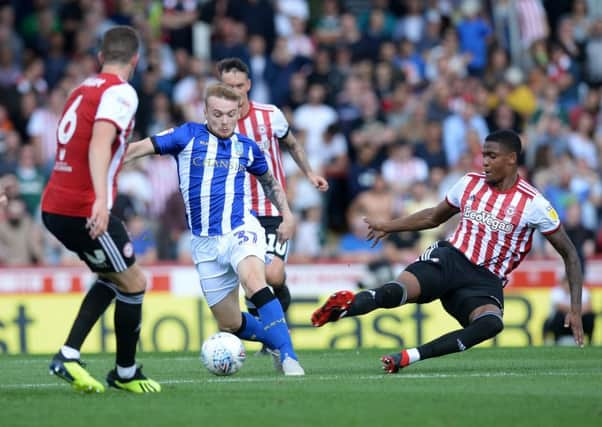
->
xmin=365 ymin=199 xmax=459 ymax=246
xmin=88 ymin=121 xmax=117 ymax=239
xmin=544 ymin=226 xmax=585 ymax=346
xmin=257 ymin=170 xmax=295 ymax=243
xmin=280 ymin=131 xmax=329 ymax=192
xmin=124 ymin=137 xmax=156 ymax=163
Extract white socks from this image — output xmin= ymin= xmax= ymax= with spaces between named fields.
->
xmin=117 ymin=364 xmax=137 ymax=379
xmin=406 ymin=348 xmax=421 ymax=364
xmin=60 ymin=345 xmax=80 ymax=360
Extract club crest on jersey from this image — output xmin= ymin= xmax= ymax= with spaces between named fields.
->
xmin=257 ymin=125 xmax=270 ymax=151
xmin=233 ymin=141 xmax=244 ymax=155
xmin=505 ymin=206 xmax=515 ymax=216
xmin=123 ymin=242 xmax=134 ymax=258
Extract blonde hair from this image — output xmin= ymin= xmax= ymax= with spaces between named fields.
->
xmin=205 ymin=83 xmax=241 ymax=105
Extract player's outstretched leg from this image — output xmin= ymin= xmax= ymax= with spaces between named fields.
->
xmin=311 ymin=290 xmax=355 ymax=326
xmin=312 ymin=281 xmax=407 ymax=327
xmin=381 ymin=312 xmax=504 ymax=374
xmin=49 ymin=351 xmax=105 ymax=393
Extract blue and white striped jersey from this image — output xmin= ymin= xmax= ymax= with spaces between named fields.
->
xmin=151 ymin=123 xmax=268 ymax=237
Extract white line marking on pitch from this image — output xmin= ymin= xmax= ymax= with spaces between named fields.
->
xmin=0 ymin=371 xmax=596 ymax=390
xmin=0 ymin=356 xmax=199 ymax=365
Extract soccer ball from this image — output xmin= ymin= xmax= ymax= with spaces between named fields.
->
xmin=201 ymin=332 xmax=246 ymax=376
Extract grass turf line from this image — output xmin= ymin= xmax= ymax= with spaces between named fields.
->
xmin=0 ymin=347 xmax=601 ymax=427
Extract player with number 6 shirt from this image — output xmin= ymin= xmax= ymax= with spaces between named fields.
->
xmin=41 ymin=26 xmax=160 ymax=393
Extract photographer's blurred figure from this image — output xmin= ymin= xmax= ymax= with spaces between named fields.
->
xmin=543 ymin=276 xmax=594 ymax=345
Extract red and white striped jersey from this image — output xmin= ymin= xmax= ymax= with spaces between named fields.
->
xmin=446 ymin=173 xmax=560 ymax=281
xmin=236 ymin=101 xmax=289 ymax=216
xmin=41 ymin=73 xmax=138 ymax=217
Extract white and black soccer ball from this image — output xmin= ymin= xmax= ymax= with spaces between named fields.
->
xmin=201 ymin=332 xmax=246 ymax=376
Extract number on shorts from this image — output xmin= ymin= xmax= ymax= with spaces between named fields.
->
xmin=266 ymin=233 xmax=287 ymax=257
xmin=236 ymin=230 xmax=258 ymax=245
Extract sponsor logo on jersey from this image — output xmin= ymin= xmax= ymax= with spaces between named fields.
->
xmin=462 ymin=206 xmax=514 ymax=233
xmin=191 ymin=157 xmax=245 ymax=172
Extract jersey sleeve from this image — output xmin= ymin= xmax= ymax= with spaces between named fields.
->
xmin=95 ymin=83 xmax=138 ymax=130
xmin=526 ymin=193 xmax=561 ymax=235
xmin=272 ymin=106 xmax=290 ymax=139
xmin=445 ymin=174 xmax=471 ymax=208
xmin=246 ymin=139 xmax=269 ymax=176
xmin=151 ymin=123 xmax=194 ymax=156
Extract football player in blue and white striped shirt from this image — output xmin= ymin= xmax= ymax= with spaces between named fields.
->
xmin=125 ymin=83 xmax=304 ymax=375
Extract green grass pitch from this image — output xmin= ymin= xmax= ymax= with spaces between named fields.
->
xmin=1 ymin=347 xmax=601 ymax=427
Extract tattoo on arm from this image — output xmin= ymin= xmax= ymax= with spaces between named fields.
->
xmin=281 ymin=132 xmax=312 ymax=176
xmin=545 ymin=226 xmax=583 ymax=309
xmin=257 ymin=171 xmax=290 ymax=214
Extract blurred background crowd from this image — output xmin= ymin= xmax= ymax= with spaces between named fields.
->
xmin=0 ymin=0 xmax=601 ymax=270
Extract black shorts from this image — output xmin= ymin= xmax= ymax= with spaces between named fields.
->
xmin=405 ymin=241 xmax=504 ymax=327
xmin=42 ymin=211 xmax=135 ymax=273
xmin=257 ymin=216 xmax=289 ymax=260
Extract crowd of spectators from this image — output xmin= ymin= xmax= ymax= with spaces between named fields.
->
xmin=1 ymin=0 xmax=601 ymax=269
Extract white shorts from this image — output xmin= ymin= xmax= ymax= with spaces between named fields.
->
xmin=192 ymin=216 xmax=267 ymax=307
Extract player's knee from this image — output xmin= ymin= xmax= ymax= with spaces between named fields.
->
xmin=473 ymin=313 xmax=504 ymax=339
xmin=265 ymin=266 xmax=285 ymax=288
xmin=375 ymin=281 xmax=407 ymax=308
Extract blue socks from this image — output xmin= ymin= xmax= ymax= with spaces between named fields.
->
xmin=236 ymin=312 xmax=267 ymax=342
xmin=250 ymin=287 xmax=298 ymax=361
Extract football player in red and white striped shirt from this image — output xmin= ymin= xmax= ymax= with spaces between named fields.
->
xmin=312 ymin=129 xmax=584 ymax=372
xmin=217 ymin=58 xmax=329 ymax=321
xmin=41 ymin=26 xmax=160 ymax=392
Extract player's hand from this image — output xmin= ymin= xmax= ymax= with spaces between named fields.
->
xmin=87 ymin=198 xmax=109 ymax=239
xmin=277 ymin=213 xmax=296 ymax=244
xmin=564 ymin=310 xmax=584 ymax=347
xmin=308 ymin=172 xmax=329 ymax=192
xmin=364 ymin=216 xmax=389 ymax=247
